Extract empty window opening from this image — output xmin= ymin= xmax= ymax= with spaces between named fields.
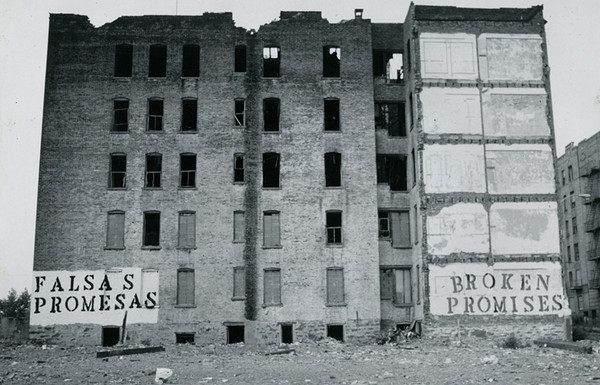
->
xmin=281 ymin=324 xmax=293 ymax=344
xmin=327 ymin=325 xmax=344 ymax=342
xmin=263 ymin=212 xmax=281 ymax=247
xmin=263 ymin=46 xmax=280 ymax=77
xmin=408 ymin=93 xmax=414 ymax=130
xmin=568 ymin=165 xmax=573 ymax=182
xmin=380 ymin=268 xmax=412 ymax=305
xmin=375 ymin=102 xmax=405 ymax=136
xmin=148 ymin=99 xmax=163 ymax=131
xmin=176 ymin=333 xmax=195 ymax=344
xmin=326 ymin=211 xmax=342 ymax=245
xmin=323 ymin=46 xmax=340 ymax=77
xmin=177 ymin=268 xmax=195 ymax=306
xmin=373 ymin=50 xmax=402 ymax=81
xmin=376 ymin=154 xmax=407 ymax=191
xmin=143 ymin=212 xmax=160 ymax=247
xmin=182 ymin=99 xmax=198 ymax=131
xmin=145 ymin=154 xmax=162 ymax=188
xmin=234 ymin=99 xmax=245 ymax=126
xmin=411 ymin=149 xmax=416 ymax=186
xmin=324 ymin=99 xmax=340 ymax=131
xmin=227 ymin=325 xmax=245 ymax=344
xmin=178 ymin=211 xmax=196 ymax=249
xmin=234 ymin=154 xmax=245 ymax=183
xmin=113 ymin=99 xmax=129 ymax=132
xmin=233 ymin=211 xmax=245 ymax=243
xmin=109 ymin=154 xmax=126 ymax=188
xmin=106 ymin=211 xmax=125 ymax=249
xmin=263 ymin=98 xmax=280 ymax=132
xmin=326 ymin=268 xmax=345 ymax=305
xmin=102 ymin=326 xmax=120 ymax=347
xmin=378 ymin=211 xmax=390 ymax=238
xmin=235 ymin=45 xmax=247 ymax=72
xmin=324 ymin=152 xmax=341 ymax=187
xmin=114 ymin=44 xmax=133 ymax=77
xmin=406 ymin=40 xmax=411 ymax=72
xmin=180 ymin=154 xmax=196 ymax=187
xmin=232 ymin=266 xmax=245 ymax=299
xmin=149 ymin=44 xmax=167 ymax=77
xmin=263 ymin=152 xmax=280 ymax=188
xmin=182 ymin=44 xmax=200 ymax=77
xmin=264 ymin=269 xmax=282 ymax=305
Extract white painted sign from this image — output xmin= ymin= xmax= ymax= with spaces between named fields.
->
xmin=429 ymin=262 xmax=567 ymax=316
xmin=30 ymin=268 xmax=159 ymax=326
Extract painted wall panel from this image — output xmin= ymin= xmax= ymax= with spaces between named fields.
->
xmin=30 ymin=268 xmax=159 ymax=326
xmin=423 ymin=144 xmax=486 ymax=193
xmin=490 ymin=202 xmax=560 ymax=255
xmin=420 ymin=33 xmax=478 ymax=79
xmin=482 ymin=88 xmax=549 ymax=137
xmin=427 ymin=203 xmax=489 ymax=255
xmin=429 ymin=262 xmax=566 ymax=316
xmin=478 ymin=34 xmax=543 ymax=81
xmin=421 ymin=88 xmax=482 ymax=135
xmin=486 ymin=144 xmax=554 ymax=194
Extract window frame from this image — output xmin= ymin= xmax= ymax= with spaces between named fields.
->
xmin=262 ymin=152 xmax=281 ymax=188
xmin=263 ymin=46 xmax=281 ymax=78
xmin=112 ymin=99 xmax=129 ymax=132
xmin=376 ymin=154 xmax=408 ymax=191
xmin=324 ymin=152 xmax=342 ymax=187
xmin=179 ymin=153 xmax=197 ymax=188
xmin=263 ymin=211 xmax=281 ymax=248
xmin=109 ymin=153 xmax=127 ymax=189
xmin=375 ymin=102 xmax=406 ymax=137
xmin=181 ymin=44 xmax=200 ymax=78
xmin=326 ymin=210 xmax=343 ymax=246
xmin=380 ymin=266 xmax=413 ymax=306
xmin=181 ymin=98 xmax=198 ymax=132
xmin=114 ymin=44 xmax=133 ymax=78
xmin=234 ymin=153 xmax=245 ymax=184
xmin=263 ymin=98 xmax=280 ymax=132
xmin=323 ymin=45 xmax=341 ymax=78
xmin=147 ymin=98 xmax=164 ymax=132
xmin=148 ymin=44 xmax=167 ymax=78
xmin=145 ymin=153 xmax=162 ymax=189
xmin=234 ymin=99 xmax=245 ymax=127
xmin=142 ymin=211 xmax=161 ymax=248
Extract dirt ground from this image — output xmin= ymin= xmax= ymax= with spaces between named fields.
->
xmin=1 ymin=337 xmax=600 ymax=385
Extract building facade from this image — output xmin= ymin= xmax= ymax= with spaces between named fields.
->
xmin=557 ymin=134 xmax=600 ymax=321
xmin=32 ymin=5 xmax=568 ymax=346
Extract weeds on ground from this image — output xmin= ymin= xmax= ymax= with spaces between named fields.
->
xmin=572 ymin=327 xmax=587 ymax=341
xmin=500 ymin=334 xmax=526 ymax=349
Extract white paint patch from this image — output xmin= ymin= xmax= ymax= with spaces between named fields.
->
xmin=429 ymin=262 xmax=567 ymax=316
xmin=30 ymin=268 xmax=159 ymax=326
xmin=490 ymin=202 xmax=560 ymax=255
xmin=478 ymin=34 xmax=543 ymax=81
xmin=427 ymin=203 xmax=489 ymax=255
xmin=419 ymin=33 xmax=478 ymax=79
xmin=423 ymin=144 xmax=486 ymax=193
xmin=421 ymin=88 xmax=482 ymax=135
xmin=486 ymin=144 xmax=555 ymax=194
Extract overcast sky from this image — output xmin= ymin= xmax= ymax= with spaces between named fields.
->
xmin=1 ymin=0 xmax=599 ymax=297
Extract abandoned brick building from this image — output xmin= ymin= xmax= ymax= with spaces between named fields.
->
xmin=32 ymin=4 xmax=569 ymax=346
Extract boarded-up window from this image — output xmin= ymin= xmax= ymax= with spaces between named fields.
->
xmin=324 ymin=152 xmax=341 ymax=187
xmin=263 ymin=98 xmax=280 ymax=132
xmin=263 ymin=46 xmax=280 ymax=77
xmin=323 ymin=46 xmax=340 ymax=77
xmin=326 ymin=268 xmax=344 ymax=305
xmin=177 ymin=269 xmax=195 ymax=306
xmin=114 ymin=44 xmax=132 ymax=77
xmin=106 ymin=211 xmax=125 ymax=249
xmin=234 ymin=154 xmax=244 ymax=183
xmin=143 ymin=212 xmax=160 ymax=247
xmin=233 ymin=267 xmax=245 ymax=299
xmin=264 ymin=269 xmax=281 ymax=305
xmin=178 ymin=211 xmax=195 ymax=248
xmin=233 ymin=211 xmax=245 ymax=242
xmin=380 ymin=267 xmax=412 ymax=305
xmin=234 ymin=99 xmax=245 ymax=126
xmin=180 ymin=153 xmax=196 ymax=187
xmin=148 ymin=99 xmax=163 ymax=131
xmin=390 ymin=211 xmax=411 ymax=248
xmin=235 ymin=45 xmax=247 ymax=72
xmin=263 ymin=212 xmax=280 ymax=247
xmin=182 ymin=44 xmax=200 ymax=77
xmin=263 ymin=152 xmax=280 ymax=188
xmin=380 ymin=268 xmax=394 ymax=299
xmin=109 ymin=154 xmax=126 ymax=188
xmin=326 ymin=211 xmax=342 ymax=245
xmin=324 ymin=99 xmax=340 ymax=131
xmin=148 ymin=44 xmax=167 ymax=77
xmin=113 ymin=99 xmax=129 ymax=132
xmin=182 ymin=99 xmax=198 ymax=131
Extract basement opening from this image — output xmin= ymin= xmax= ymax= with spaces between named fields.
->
xmin=227 ymin=325 xmax=245 ymax=344
xmin=102 ymin=326 xmax=120 ymax=347
xmin=327 ymin=324 xmax=344 ymax=342
xmin=175 ymin=332 xmax=195 ymax=344
xmin=281 ymin=324 xmax=293 ymax=344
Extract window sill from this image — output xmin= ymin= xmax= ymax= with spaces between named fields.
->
xmin=143 ymin=187 xmax=163 ymax=191
xmin=263 ymin=187 xmax=281 ymax=190
xmin=325 ymin=186 xmax=343 ymax=189
xmin=108 ymin=188 xmax=127 ymax=191
xmin=175 ymin=304 xmax=196 ymax=308
xmin=262 ymin=303 xmax=283 ymax=307
xmin=176 ymin=247 xmax=197 ymax=250
xmin=263 ymin=130 xmax=281 ymax=134
xmin=109 ymin=130 xmax=129 ymax=134
xmin=392 ymin=246 xmax=413 ymax=250
xmin=231 ymin=297 xmax=245 ymax=301
xmin=262 ymin=77 xmax=281 ymax=80
xmin=178 ymin=187 xmax=197 ymax=190
xmin=323 ymin=130 xmax=341 ymax=133
xmin=146 ymin=130 xmax=164 ymax=134
xmin=148 ymin=77 xmax=167 ymax=80
xmin=104 ymin=247 xmax=125 ymax=251
xmin=322 ymin=77 xmax=341 ymax=80
xmin=141 ymin=246 xmax=161 ymax=250
xmin=233 ymin=240 xmax=245 ymax=244
xmin=326 ymin=303 xmax=347 ymax=307
xmin=391 ymin=190 xmax=409 ymax=193
xmin=394 ymin=303 xmax=414 ymax=308
xmin=180 ymin=130 xmax=198 ymax=134
xmin=262 ymin=245 xmax=283 ymax=249
xmin=326 ymin=244 xmax=343 ymax=248
xmin=233 ymin=182 xmax=245 ymax=185
xmin=113 ymin=76 xmax=132 ymax=80
xmin=181 ymin=76 xmax=200 ymax=79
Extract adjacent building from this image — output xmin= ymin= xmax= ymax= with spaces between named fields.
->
xmin=32 ymin=4 xmax=569 ymax=346
xmin=557 ymin=134 xmax=600 ymax=321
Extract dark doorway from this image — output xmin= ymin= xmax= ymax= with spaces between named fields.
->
xmin=102 ymin=326 xmax=120 ymax=347
xmin=227 ymin=325 xmax=245 ymax=344
xmin=327 ymin=324 xmax=344 ymax=342
xmin=281 ymin=324 xmax=293 ymax=344
xmin=176 ymin=333 xmax=195 ymax=344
